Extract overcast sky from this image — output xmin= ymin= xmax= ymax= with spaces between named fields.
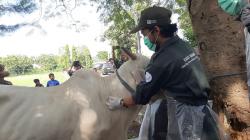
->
xmin=0 ymin=0 xmax=111 ymax=57
xmin=0 ymin=0 xmax=182 ymax=58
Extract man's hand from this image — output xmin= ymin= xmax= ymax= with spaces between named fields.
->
xmin=106 ymin=96 xmax=123 ymax=110
xmin=123 ymin=96 xmax=136 ymax=107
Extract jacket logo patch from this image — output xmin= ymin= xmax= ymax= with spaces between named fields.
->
xmin=145 ymin=72 xmax=152 ymax=83
xmin=181 ymin=52 xmax=199 ymax=69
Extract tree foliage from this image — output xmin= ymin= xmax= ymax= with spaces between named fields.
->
xmin=72 ymin=47 xmax=78 ymax=62
xmin=0 ymin=0 xmax=196 ymax=70
xmin=97 ymin=51 xmax=108 ymax=61
xmin=59 ymin=45 xmax=71 ymax=69
xmin=90 ymin=0 xmax=196 ymax=49
xmin=0 ymin=0 xmax=87 ymax=36
xmin=58 ymin=45 xmax=93 ymax=69
xmin=0 ymin=55 xmax=33 ymax=75
xmin=0 ymin=44 xmax=94 ymax=75
xmin=0 ymin=0 xmax=37 ymax=35
xmin=0 ymin=0 xmax=196 ymax=49
xmin=35 ymin=54 xmax=58 ymax=71
xmin=70 ymin=46 xmax=93 ymax=69
xmin=174 ymin=0 xmax=197 ymax=48
xmin=90 ymin=0 xmax=150 ymax=50
xmin=81 ymin=47 xmax=93 ymax=69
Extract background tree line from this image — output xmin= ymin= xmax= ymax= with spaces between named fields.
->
xmin=0 ymin=45 xmax=102 ymax=75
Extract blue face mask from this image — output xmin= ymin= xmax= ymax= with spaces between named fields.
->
xmin=144 ymin=36 xmax=156 ymax=51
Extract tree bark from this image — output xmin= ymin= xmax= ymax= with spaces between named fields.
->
xmin=186 ymin=0 xmax=250 ymax=139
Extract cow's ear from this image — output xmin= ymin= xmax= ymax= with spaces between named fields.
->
xmin=121 ymin=47 xmax=137 ymax=60
xmin=130 ymin=69 xmax=145 ymax=84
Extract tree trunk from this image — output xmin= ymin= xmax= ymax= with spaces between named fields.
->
xmin=186 ymin=0 xmax=250 ymax=139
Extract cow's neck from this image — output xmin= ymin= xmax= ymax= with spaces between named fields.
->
xmin=106 ymin=69 xmax=137 ymax=100
xmin=101 ymin=69 xmax=141 ymax=140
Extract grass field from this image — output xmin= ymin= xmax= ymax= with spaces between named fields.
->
xmin=5 ymin=71 xmax=69 ymax=87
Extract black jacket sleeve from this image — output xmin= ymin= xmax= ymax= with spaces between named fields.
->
xmin=132 ymin=63 xmax=167 ymax=105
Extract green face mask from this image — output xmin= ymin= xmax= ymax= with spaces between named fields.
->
xmin=144 ymin=36 xmax=156 ymax=52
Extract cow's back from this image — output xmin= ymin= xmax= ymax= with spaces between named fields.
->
xmin=0 ymin=85 xmax=81 ymax=140
xmin=0 ymin=63 xmax=147 ymax=140
xmin=0 ymin=71 xmax=125 ymax=140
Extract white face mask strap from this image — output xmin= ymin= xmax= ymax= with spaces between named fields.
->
xmin=146 ymin=30 xmax=153 ymax=37
xmin=154 ymin=33 xmax=159 ymax=45
xmin=145 ymin=29 xmax=159 ymax=46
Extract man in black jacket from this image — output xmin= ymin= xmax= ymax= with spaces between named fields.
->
xmin=106 ymin=6 xmax=224 ymax=140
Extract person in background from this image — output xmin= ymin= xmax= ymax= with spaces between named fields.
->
xmin=68 ymin=60 xmax=83 ymax=76
xmin=33 ymin=79 xmax=44 ymax=87
xmin=46 ymin=73 xmax=60 ymax=87
xmin=108 ymin=58 xmax=116 ymax=69
xmin=93 ymin=68 xmax=98 ymax=73
xmin=115 ymin=51 xmax=129 ymax=69
xmin=0 ymin=64 xmax=12 ymax=85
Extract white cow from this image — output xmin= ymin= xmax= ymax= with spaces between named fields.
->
xmin=0 ymin=54 xmax=149 ymax=140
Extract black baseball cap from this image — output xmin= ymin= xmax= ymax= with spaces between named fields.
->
xmin=130 ymin=6 xmax=172 ymax=34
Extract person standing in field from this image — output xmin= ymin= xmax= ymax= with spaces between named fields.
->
xmin=33 ymin=79 xmax=44 ymax=87
xmin=0 ymin=64 xmax=12 ymax=85
xmin=46 ymin=73 xmax=60 ymax=87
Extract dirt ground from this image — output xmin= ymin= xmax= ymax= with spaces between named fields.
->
xmin=127 ymin=121 xmax=141 ymax=139
xmin=127 ymin=107 xmax=146 ymax=139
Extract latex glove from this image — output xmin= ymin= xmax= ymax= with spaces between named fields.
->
xmin=106 ymin=96 xmax=123 ymax=110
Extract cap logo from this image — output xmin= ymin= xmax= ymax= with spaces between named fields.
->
xmin=146 ymin=20 xmax=157 ymax=24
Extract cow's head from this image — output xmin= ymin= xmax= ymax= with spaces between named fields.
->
xmin=117 ymin=48 xmax=149 ymax=92
xmin=119 ymin=47 xmax=149 ymax=71
xmin=112 ymin=48 xmax=150 ymax=136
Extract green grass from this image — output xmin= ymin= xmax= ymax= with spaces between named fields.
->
xmin=5 ymin=71 xmax=69 ymax=87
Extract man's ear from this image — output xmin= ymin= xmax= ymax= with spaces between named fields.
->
xmin=153 ymin=26 xmax=161 ymax=35
xmin=121 ymin=47 xmax=137 ymax=60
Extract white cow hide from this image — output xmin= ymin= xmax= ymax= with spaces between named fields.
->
xmin=0 ymin=55 xmax=149 ymax=140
